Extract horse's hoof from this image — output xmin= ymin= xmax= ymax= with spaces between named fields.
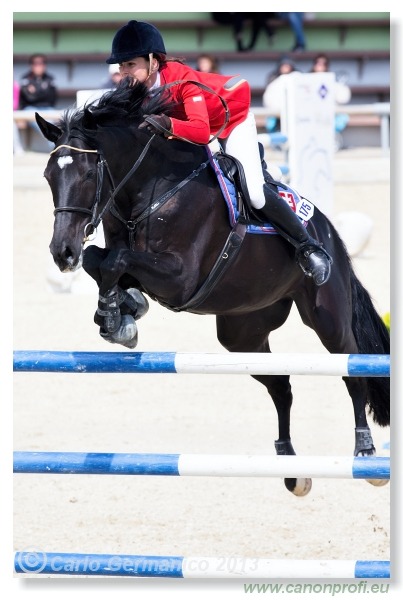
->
xmin=285 ymin=477 xmax=312 ymax=497
xmin=355 ymin=448 xmax=389 ymax=488
xmin=105 ymin=315 xmax=122 ymax=334
xmin=99 ymin=315 xmax=138 ymax=349
xmin=124 ymin=288 xmax=149 ymax=320
xmin=367 ymin=478 xmax=389 ymax=487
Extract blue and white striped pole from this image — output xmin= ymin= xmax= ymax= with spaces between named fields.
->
xmin=13 ymin=452 xmax=390 ymax=480
xmin=13 ymin=351 xmax=390 ymax=376
xmin=14 ymin=552 xmax=390 ymax=578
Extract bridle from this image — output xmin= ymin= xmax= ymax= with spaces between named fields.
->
xmin=49 ymin=78 xmax=229 ymax=246
xmin=50 ymin=134 xmax=209 ymax=248
xmin=50 ymin=135 xmax=156 ymax=241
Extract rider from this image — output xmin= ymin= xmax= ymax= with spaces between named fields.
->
xmin=106 ymin=20 xmax=332 ymax=285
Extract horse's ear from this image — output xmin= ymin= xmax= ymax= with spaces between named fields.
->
xmin=35 ymin=113 xmax=62 ymax=143
xmin=82 ymin=108 xmax=97 ymax=130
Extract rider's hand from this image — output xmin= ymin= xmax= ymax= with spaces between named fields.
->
xmin=139 ymin=114 xmax=172 ymax=137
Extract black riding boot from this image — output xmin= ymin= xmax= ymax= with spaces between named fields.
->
xmin=260 ymin=183 xmax=332 ymax=285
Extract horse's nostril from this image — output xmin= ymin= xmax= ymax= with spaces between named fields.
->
xmin=63 ymin=246 xmax=73 ymax=260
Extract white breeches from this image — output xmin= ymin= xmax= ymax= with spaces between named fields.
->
xmin=223 ymin=111 xmax=266 ymax=209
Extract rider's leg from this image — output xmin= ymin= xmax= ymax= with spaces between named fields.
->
xmin=224 ymin=112 xmax=332 ymax=286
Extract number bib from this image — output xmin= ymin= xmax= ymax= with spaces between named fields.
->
xmin=278 ymin=185 xmax=315 ymax=223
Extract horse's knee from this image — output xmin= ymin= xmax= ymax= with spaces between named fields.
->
xmin=83 ymin=245 xmax=109 ymax=277
xmin=98 ymin=248 xmax=130 ymax=286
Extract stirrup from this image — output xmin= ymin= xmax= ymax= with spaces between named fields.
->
xmin=296 ymin=242 xmax=333 ymax=286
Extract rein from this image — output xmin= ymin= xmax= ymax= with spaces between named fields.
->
xmin=49 ymin=81 xmax=242 ymax=311
xmin=50 ymin=136 xmax=155 ymax=240
xmin=109 ymin=159 xmax=209 ymax=249
xmin=51 ymin=78 xmax=231 ymax=239
xmin=50 ymin=134 xmax=209 ymax=248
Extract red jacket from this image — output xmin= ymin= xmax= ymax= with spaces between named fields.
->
xmin=159 ymin=61 xmax=251 ymax=144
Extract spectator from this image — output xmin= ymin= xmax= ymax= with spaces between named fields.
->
xmin=196 ymin=53 xmax=221 ymax=74
xmin=212 ymin=13 xmax=275 ymax=52
xmin=102 ymin=63 xmax=123 ymax=88
xmin=262 ymin=57 xmax=298 ymax=131
xmin=265 ymin=55 xmax=298 ymax=86
xmin=276 ymin=12 xmax=306 ymax=52
xmin=19 ymin=53 xmax=57 ymax=110
xmin=13 ymin=80 xmax=24 ymax=155
xmin=310 ymin=53 xmax=330 ymax=73
xmin=309 ymin=53 xmax=352 ymax=104
xmin=19 ymin=54 xmax=58 ymax=147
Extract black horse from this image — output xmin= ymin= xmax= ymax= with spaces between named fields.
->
xmin=36 ymin=82 xmax=389 ymax=496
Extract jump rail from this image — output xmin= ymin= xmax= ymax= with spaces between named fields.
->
xmin=13 ymin=452 xmax=390 ymax=480
xmin=14 ymin=349 xmax=391 ymax=578
xmin=13 ymin=552 xmax=390 ymax=578
xmin=13 ymin=351 xmax=390 ymax=377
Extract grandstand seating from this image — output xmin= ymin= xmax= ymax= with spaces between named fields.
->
xmin=13 ymin=13 xmax=390 ymax=148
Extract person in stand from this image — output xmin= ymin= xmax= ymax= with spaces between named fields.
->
xmin=266 ymin=55 xmax=298 ymax=86
xmin=101 ymin=63 xmax=123 ymax=88
xmin=276 ymin=12 xmax=306 ymax=52
xmin=309 ymin=53 xmax=352 ymax=105
xmin=19 ymin=53 xmax=58 ymax=146
xmin=310 ymin=53 xmax=330 ymax=73
xmin=196 ymin=53 xmax=220 ymax=74
xmin=212 ymin=13 xmax=275 ymax=52
xmin=105 ymin=20 xmax=331 ymax=285
xmin=19 ymin=53 xmax=57 ymax=110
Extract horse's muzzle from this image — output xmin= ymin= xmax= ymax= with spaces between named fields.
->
xmin=50 ymin=241 xmax=83 ymax=273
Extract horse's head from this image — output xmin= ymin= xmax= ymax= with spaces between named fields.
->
xmin=36 ymin=81 xmax=168 ymax=273
xmin=37 ymin=111 xmax=105 ymax=272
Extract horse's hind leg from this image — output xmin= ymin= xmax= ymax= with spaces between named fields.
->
xmin=294 ymin=284 xmax=389 ymax=487
xmin=216 ymin=300 xmax=311 ymax=496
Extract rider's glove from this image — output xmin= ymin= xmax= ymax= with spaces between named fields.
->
xmin=139 ymin=114 xmax=172 ymax=137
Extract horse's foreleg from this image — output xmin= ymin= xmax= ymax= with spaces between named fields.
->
xmin=82 ymin=244 xmax=109 ymax=286
xmin=83 ymin=246 xmax=149 ymax=348
xmin=83 ymin=246 xmax=184 ymax=347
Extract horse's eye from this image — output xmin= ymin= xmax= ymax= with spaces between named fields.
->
xmin=83 ymin=171 xmax=95 ymax=182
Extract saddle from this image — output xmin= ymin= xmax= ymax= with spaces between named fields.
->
xmin=213 ymin=142 xmax=286 ymax=226
xmin=173 ymin=144 xmax=312 ymax=311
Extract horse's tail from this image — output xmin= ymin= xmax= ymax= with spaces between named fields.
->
xmin=349 ymin=267 xmax=390 ymax=426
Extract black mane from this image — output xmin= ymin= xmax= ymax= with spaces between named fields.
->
xmin=58 ymin=79 xmax=176 ymax=137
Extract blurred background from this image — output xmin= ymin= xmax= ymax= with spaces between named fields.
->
xmin=13 ymin=12 xmax=390 ymax=151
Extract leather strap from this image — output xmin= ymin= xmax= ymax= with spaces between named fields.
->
xmin=169 ymin=221 xmax=247 ymax=312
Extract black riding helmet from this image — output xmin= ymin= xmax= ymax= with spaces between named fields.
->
xmin=106 ymin=20 xmax=166 ymax=64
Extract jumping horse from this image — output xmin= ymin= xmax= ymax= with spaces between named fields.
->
xmin=36 ymin=81 xmax=390 ymax=495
